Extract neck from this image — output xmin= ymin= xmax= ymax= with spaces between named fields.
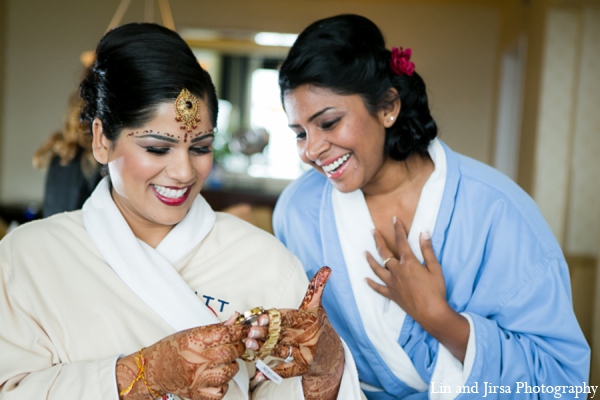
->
xmin=130 ymin=222 xmax=174 ymax=249
xmin=362 ymin=151 xmax=434 ymax=199
xmin=110 ymin=190 xmax=174 ymax=248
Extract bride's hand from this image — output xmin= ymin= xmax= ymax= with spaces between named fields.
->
xmin=251 ymin=267 xmax=344 ymax=400
xmin=116 ymin=321 xmax=248 ymax=400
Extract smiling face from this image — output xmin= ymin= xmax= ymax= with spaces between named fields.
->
xmin=92 ymin=100 xmax=215 ymax=245
xmin=284 ymin=84 xmax=398 ymax=193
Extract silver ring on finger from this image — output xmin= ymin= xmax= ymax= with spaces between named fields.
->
xmin=284 ymin=345 xmax=294 ymax=363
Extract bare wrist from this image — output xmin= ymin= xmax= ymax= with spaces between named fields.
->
xmin=418 ymin=301 xmax=455 ymax=332
xmin=419 ymin=305 xmax=470 ymax=362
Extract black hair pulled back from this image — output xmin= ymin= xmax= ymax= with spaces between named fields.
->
xmin=279 ymin=14 xmax=437 ymax=161
xmin=79 ymin=23 xmax=217 ymax=141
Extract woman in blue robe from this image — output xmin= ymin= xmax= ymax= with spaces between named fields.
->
xmin=273 ymin=14 xmax=590 ymax=399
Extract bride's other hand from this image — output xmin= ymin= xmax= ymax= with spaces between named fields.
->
xmin=116 ymin=322 xmax=248 ymax=400
xmin=253 ymin=267 xmax=344 ymax=400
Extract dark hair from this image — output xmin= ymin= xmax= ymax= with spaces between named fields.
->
xmin=279 ymin=14 xmax=437 ymax=161
xmin=80 ymin=23 xmax=217 ymax=141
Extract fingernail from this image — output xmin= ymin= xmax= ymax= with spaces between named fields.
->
xmin=421 ymin=230 xmax=431 ymax=240
xmin=392 ymin=216 xmax=397 ymax=225
xmin=245 ymin=339 xmax=258 ymax=350
xmin=254 ymin=374 xmax=266 ymax=383
xmin=249 ymin=329 xmax=260 ymax=339
xmin=224 ymin=313 xmax=238 ymax=325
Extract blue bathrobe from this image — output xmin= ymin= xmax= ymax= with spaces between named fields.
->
xmin=273 ymin=141 xmax=590 ymax=399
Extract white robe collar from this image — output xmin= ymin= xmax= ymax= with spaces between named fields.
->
xmin=331 ymin=138 xmax=447 ymax=392
xmin=83 ymin=177 xmax=218 ymax=331
xmin=82 ymin=177 xmax=249 ymax=397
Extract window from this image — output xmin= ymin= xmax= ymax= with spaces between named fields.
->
xmin=247 ymin=68 xmax=305 ymax=180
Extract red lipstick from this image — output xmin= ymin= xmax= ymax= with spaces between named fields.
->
xmin=151 ymin=185 xmax=192 ymax=206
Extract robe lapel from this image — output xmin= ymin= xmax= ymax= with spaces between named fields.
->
xmin=83 ymin=178 xmax=249 ymax=398
xmin=318 ymin=181 xmax=428 ymax=395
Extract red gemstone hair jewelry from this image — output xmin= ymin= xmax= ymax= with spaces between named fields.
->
xmin=390 ymin=47 xmax=415 ymax=76
xmin=174 ymin=88 xmax=201 ymax=133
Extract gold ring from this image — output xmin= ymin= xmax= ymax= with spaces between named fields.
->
xmin=382 ymin=256 xmax=394 ymax=268
xmin=257 ymin=308 xmax=282 ymax=360
xmin=240 ymin=348 xmax=257 ymax=362
xmin=235 ymin=306 xmax=265 ymax=326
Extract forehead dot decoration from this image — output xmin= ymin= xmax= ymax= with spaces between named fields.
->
xmin=174 ymin=88 xmax=201 ymax=134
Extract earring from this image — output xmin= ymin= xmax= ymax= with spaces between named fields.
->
xmin=390 ymin=116 xmax=395 ymax=121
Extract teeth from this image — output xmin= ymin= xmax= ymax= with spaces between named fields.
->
xmin=153 ymin=184 xmax=188 ymax=199
xmin=323 ymin=154 xmax=350 ymax=173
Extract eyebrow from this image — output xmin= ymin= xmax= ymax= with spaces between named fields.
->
xmin=288 ymin=107 xmax=334 ymax=128
xmin=191 ymin=133 xmax=215 ymax=143
xmin=135 ymin=134 xmax=178 ymax=143
xmin=134 ymin=132 xmax=215 ymax=144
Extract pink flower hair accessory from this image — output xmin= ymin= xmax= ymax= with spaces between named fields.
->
xmin=390 ymin=47 xmax=415 ymax=76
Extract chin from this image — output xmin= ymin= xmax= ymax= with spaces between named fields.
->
xmin=156 ymin=208 xmax=190 ymax=225
xmin=332 ymin=181 xmax=359 ymax=194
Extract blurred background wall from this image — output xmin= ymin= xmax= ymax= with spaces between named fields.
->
xmin=0 ymin=0 xmax=598 ymax=383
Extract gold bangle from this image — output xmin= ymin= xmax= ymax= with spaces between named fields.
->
xmin=257 ymin=308 xmax=281 ymax=360
xmin=119 ymin=348 xmax=163 ymax=399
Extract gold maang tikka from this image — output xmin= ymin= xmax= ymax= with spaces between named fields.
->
xmin=174 ymin=88 xmax=201 ymax=133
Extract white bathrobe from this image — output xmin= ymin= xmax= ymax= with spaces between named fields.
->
xmin=0 ymin=179 xmax=361 ymax=399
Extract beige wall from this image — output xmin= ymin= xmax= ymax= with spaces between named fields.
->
xmin=0 ymin=0 xmax=116 ymax=206
xmin=532 ymin=7 xmax=581 ymax=246
xmin=521 ymin=2 xmax=600 ymax=381
xmin=0 ymin=0 xmax=502 ymax=205
xmin=531 ymin=5 xmax=600 ymax=258
xmin=565 ymin=7 xmax=600 ymax=256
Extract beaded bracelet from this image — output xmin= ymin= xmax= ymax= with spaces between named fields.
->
xmin=119 ymin=348 xmax=164 ymax=398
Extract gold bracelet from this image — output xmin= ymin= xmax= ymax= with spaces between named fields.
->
xmin=235 ymin=307 xmax=264 ymax=361
xmin=235 ymin=307 xmax=282 ymax=361
xmin=257 ymin=308 xmax=281 ymax=360
xmin=119 ymin=348 xmax=163 ymax=399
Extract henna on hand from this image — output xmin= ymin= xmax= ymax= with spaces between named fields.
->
xmin=116 ymin=354 xmax=154 ymax=399
xmin=298 ymin=266 xmax=331 ymax=309
xmin=259 ymin=267 xmax=344 ymax=400
xmin=116 ymin=323 xmax=248 ymax=400
xmin=300 ymin=322 xmax=344 ymax=400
